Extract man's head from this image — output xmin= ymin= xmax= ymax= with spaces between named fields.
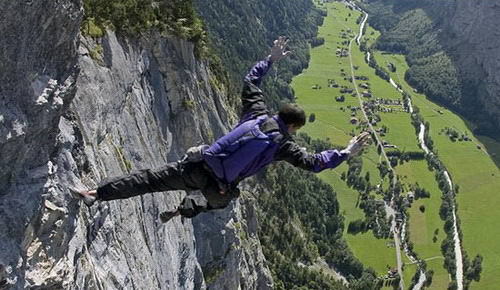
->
xmin=279 ymin=103 xmax=306 ymax=134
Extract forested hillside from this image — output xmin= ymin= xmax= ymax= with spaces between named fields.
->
xmin=194 ymin=0 xmax=325 ymax=109
xmin=360 ymin=0 xmax=500 ymax=139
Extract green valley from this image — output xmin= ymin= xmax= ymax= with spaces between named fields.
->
xmin=291 ymin=1 xmax=500 ymax=289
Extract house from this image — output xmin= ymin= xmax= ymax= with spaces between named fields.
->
xmin=360 ymin=83 xmax=370 ymax=89
xmin=387 ymin=268 xmax=398 ymax=279
xmin=335 ymin=96 xmax=345 ymax=102
xmin=350 ymin=117 xmax=358 ymax=124
xmin=407 ymin=192 xmax=415 ymax=202
xmin=362 ymin=91 xmax=372 ymax=98
xmin=382 ymin=140 xmax=397 ymax=148
xmin=355 ymin=75 xmax=369 ymax=81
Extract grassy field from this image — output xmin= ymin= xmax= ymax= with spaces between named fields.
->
xmin=293 ymin=1 xmax=399 ymax=278
xmin=398 ymin=160 xmax=450 ymax=288
xmin=374 ymin=51 xmax=500 ymax=289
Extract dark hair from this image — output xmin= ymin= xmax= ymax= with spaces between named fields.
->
xmin=278 ymin=103 xmax=306 ymax=127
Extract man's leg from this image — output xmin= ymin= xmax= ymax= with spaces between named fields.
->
xmin=97 ymin=161 xmax=196 ymax=201
xmin=72 ymin=161 xmax=205 ymax=205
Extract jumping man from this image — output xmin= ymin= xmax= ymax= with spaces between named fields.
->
xmin=72 ymin=36 xmax=370 ymax=222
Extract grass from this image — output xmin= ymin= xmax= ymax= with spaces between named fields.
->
xmin=320 ymin=169 xmax=397 ymax=275
xmin=293 ymin=2 xmax=398 ymax=277
xmin=398 ymin=160 xmax=450 ymax=288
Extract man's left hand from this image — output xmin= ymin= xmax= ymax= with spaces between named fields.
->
xmin=270 ymin=36 xmax=292 ymax=62
xmin=342 ymin=132 xmax=371 ymax=156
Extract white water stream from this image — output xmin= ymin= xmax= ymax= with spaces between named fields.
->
xmin=389 ymin=78 xmax=403 ymax=93
xmin=413 ymin=271 xmax=427 ymax=290
xmin=418 ymin=125 xmax=463 ymax=290
xmin=356 ymin=13 xmax=368 ymax=45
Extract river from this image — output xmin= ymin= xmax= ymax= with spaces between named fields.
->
xmin=418 ymin=124 xmax=464 ymax=290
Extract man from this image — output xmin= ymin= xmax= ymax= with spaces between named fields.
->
xmin=72 ymin=36 xmax=370 ymax=222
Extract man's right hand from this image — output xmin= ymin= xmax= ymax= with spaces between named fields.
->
xmin=342 ymin=132 xmax=371 ymax=156
xmin=270 ymin=36 xmax=292 ymax=62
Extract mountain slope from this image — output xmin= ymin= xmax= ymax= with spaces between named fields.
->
xmin=0 ymin=1 xmax=272 ymax=288
xmin=361 ymin=0 xmax=500 ymax=138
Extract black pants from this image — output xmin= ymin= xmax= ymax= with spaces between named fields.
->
xmin=96 ymin=161 xmax=237 ymax=218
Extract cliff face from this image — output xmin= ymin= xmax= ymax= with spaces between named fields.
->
xmin=0 ymin=1 xmax=272 ymax=289
xmin=446 ymin=0 xmax=500 ymax=134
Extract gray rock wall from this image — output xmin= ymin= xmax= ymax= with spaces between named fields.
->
xmin=0 ymin=0 xmax=82 ymax=288
xmin=447 ymin=0 xmax=500 ymax=131
xmin=0 ymin=1 xmax=272 ymax=289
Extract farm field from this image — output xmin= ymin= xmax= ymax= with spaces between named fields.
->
xmin=295 ymin=1 xmax=500 ymax=289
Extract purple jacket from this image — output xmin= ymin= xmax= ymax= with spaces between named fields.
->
xmin=203 ymin=57 xmax=348 ymax=184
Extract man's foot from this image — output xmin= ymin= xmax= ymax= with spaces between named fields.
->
xmin=69 ymin=187 xmax=97 ymax=207
xmin=159 ymin=210 xmax=180 ymax=223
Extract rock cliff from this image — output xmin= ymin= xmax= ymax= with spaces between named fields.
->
xmin=0 ymin=1 xmax=272 ymax=289
xmin=446 ymin=0 xmax=500 ymax=134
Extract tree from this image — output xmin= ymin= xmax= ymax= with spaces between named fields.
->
xmin=466 ymin=255 xmax=483 ymax=282
xmin=309 ymin=113 xmax=316 ymax=123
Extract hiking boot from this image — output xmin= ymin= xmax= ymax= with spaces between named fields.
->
xmin=159 ymin=210 xmax=179 ymax=223
xmin=69 ymin=187 xmax=97 ymax=207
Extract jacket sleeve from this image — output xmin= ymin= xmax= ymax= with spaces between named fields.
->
xmin=276 ymin=138 xmax=349 ymax=173
xmin=240 ymin=57 xmax=273 ymax=120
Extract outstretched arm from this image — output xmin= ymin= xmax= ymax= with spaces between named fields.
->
xmin=241 ymin=36 xmax=291 ymax=120
xmin=276 ymin=140 xmax=349 ymax=173
xmin=276 ymin=132 xmax=371 ymax=173
xmin=244 ymin=36 xmax=291 ymax=86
